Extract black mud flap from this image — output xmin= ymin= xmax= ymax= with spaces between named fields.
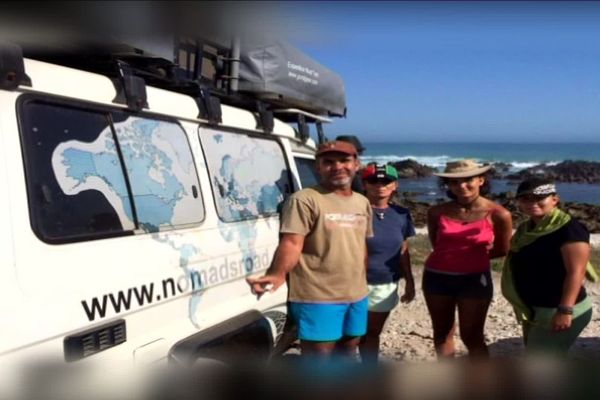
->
xmin=168 ymin=311 xmax=273 ymax=366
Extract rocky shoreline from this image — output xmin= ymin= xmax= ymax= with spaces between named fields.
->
xmin=390 ymin=159 xmax=600 ymax=183
xmin=505 ymin=160 xmax=600 ymax=184
xmin=387 ymin=158 xmax=600 ymax=233
xmin=399 ymin=197 xmax=600 ymax=233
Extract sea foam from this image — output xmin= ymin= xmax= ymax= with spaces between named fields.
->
xmin=360 ymin=155 xmax=561 ymax=172
xmin=360 ymin=155 xmax=451 ymax=168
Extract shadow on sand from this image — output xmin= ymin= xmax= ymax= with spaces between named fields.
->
xmin=488 ymin=337 xmax=524 ymax=358
xmin=489 ymin=335 xmax=600 ymax=360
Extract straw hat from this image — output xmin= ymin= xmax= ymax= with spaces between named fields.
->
xmin=434 ymin=159 xmax=491 ymax=178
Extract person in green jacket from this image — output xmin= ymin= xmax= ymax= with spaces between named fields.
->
xmin=502 ymin=178 xmax=595 ymax=356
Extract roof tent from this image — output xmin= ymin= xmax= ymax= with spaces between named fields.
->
xmin=237 ymin=41 xmax=346 ymax=118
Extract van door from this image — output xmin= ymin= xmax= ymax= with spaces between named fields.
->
xmin=8 ymin=96 xmax=208 ymax=361
xmin=186 ymin=126 xmax=293 ymax=349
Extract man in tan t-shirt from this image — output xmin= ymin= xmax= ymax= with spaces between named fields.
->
xmin=248 ymin=140 xmax=373 ymax=360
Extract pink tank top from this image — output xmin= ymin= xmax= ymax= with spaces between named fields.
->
xmin=425 ymin=213 xmax=495 ymax=274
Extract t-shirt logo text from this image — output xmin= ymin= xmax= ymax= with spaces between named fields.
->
xmin=324 ymin=213 xmax=367 ymax=229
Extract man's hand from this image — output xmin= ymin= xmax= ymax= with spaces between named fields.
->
xmin=246 ymin=273 xmax=286 ymax=297
xmin=400 ymin=280 xmax=415 ymax=303
xmin=246 ymin=233 xmax=303 ymax=298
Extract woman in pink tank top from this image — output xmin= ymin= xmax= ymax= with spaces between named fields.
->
xmin=423 ymin=160 xmax=512 ymax=359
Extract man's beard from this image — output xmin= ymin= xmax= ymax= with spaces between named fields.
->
xmin=328 ymin=176 xmax=352 ymax=187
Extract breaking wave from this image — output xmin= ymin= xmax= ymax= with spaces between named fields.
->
xmin=360 ymin=155 xmax=562 ymax=171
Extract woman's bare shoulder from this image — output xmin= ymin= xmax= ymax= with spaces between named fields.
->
xmin=487 ymin=201 xmax=511 ymax=221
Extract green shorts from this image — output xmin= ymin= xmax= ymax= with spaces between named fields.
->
xmin=523 ymin=296 xmax=593 ymax=356
xmin=367 ymin=282 xmax=399 ymax=312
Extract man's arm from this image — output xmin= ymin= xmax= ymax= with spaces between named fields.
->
xmin=246 ymin=233 xmax=305 ymax=295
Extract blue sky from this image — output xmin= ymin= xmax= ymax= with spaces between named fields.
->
xmin=270 ymin=1 xmax=600 ymax=143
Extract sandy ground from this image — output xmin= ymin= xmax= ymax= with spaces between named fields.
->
xmin=379 ymin=268 xmax=600 ymax=362
xmin=284 ymin=232 xmax=600 ymax=362
xmin=379 ymin=232 xmax=600 ymax=362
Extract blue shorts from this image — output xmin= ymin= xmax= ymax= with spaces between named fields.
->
xmin=289 ymin=297 xmax=368 ymax=342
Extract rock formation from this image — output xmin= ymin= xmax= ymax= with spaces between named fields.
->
xmin=391 ymin=159 xmax=436 ymax=179
xmin=506 ymin=160 xmax=600 ymax=183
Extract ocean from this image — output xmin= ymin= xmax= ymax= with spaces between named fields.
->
xmin=360 ymin=142 xmax=600 ymax=204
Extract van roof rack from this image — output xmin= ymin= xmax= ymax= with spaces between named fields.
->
xmin=273 ymin=109 xmax=331 ymax=144
xmin=14 ymin=37 xmax=273 ymax=127
xmin=12 ymin=34 xmax=343 ymax=139
xmin=272 ymin=109 xmax=332 ymax=124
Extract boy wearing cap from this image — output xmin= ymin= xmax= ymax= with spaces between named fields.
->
xmin=248 ymin=140 xmax=373 ymax=361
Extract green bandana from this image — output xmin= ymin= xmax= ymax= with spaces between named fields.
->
xmin=501 ymin=208 xmax=597 ymax=322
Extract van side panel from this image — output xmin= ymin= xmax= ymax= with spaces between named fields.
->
xmin=0 ymin=94 xmax=19 ymax=344
xmin=0 ymin=95 xmax=15 ymax=269
xmin=2 ymin=94 xmax=288 ymax=363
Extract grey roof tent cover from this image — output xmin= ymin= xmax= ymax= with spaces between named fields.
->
xmin=238 ymin=41 xmax=346 ymax=117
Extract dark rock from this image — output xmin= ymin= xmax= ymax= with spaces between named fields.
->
xmin=391 ymin=190 xmax=600 ymax=232
xmin=506 ymin=160 xmax=600 ymax=183
xmin=488 ymin=167 xmax=502 ymax=179
xmin=489 ymin=192 xmax=600 ymax=233
xmin=400 ymin=191 xmax=422 ymax=199
xmin=488 ymin=162 xmax=513 ymax=179
xmin=391 ymin=159 xmax=436 ymax=179
xmin=493 ymin=162 xmax=513 ymax=172
xmin=389 ymin=192 xmax=428 ymax=227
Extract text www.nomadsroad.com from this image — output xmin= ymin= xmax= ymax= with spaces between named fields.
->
xmin=81 ymin=250 xmax=271 ymax=321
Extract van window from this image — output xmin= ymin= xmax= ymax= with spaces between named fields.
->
xmin=201 ymin=128 xmax=291 ymax=222
xmin=294 ymin=156 xmax=319 ymax=188
xmin=19 ymin=100 xmax=203 ymax=243
xmin=112 ymin=113 xmax=204 ymax=231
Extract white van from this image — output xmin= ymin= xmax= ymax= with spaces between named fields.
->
xmin=0 ymin=39 xmax=342 ymax=369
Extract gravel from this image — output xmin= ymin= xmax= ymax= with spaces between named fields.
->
xmin=379 ymin=268 xmax=600 ymax=362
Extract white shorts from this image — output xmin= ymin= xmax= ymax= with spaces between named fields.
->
xmin=367 ymin=281 xmax=400 ymax=312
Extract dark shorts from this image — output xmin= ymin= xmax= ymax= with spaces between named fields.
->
xmin=422 ymin=269 xmax=493 ymax=299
